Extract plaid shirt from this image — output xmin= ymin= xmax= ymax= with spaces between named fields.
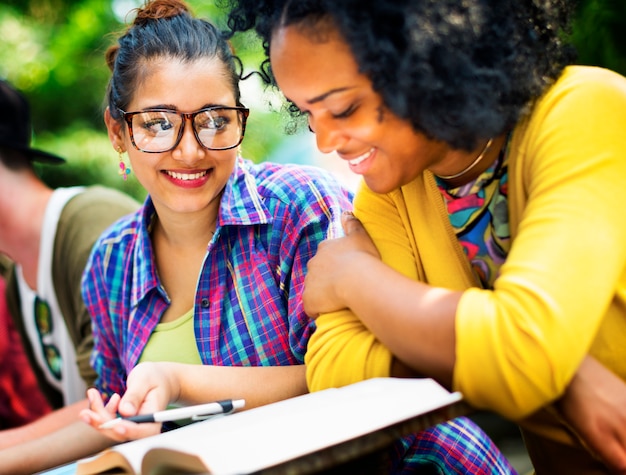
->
xmin=392 ymin=416 xmax=517 ymax=474
xmin=82 ymin=158 xmax=352 ymax=398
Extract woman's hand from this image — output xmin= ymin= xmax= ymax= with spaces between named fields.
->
xmin=558 ymin=356 xmax=626 ymax=474
xmin=303 ymin=212 xmax=381 ymax=317
xmin=79 ymin=362 xmax=177 ymax=442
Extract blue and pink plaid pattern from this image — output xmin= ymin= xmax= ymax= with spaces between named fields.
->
xmin=391 ymin=416 xmax=517 ymax=473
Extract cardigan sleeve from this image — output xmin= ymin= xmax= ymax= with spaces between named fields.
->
xmin=454 ymin=66 xmax=626 ymax=419
xmin=306 ymin=183 xmax=421 ymax=391
xmin=306 ymin=309 xmax=393 ymax=391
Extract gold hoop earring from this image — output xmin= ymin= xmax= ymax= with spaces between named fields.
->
xmin=117 ymin=147 xmax=131 ymax=180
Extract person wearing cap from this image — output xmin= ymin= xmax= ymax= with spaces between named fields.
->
xmin=0 ymin=78 xmax=140 ymax=449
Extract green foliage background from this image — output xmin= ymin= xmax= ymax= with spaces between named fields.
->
xmin=1 ymin=0 xmax=625 ymax=202
xmin=0 ymin=0 xmax=294 ymax=201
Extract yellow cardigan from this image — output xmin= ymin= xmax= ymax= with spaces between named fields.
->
xmin=306 ymin=66 xmax=626 ymax=448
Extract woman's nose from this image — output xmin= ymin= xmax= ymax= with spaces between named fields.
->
xmin=172 ymin=120 xmax=205 ymax=162
xmin=310 ymin=116 xmax=348 ymax=154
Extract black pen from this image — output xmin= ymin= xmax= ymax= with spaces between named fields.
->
xmin=99 ymin=399 xmax=245 ymax=429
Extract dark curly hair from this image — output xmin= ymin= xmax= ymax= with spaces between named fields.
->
xmin=222 ymin=0 xmax=576 ymax=150
xmin=106 ymin=0 xmax=243 ymax=123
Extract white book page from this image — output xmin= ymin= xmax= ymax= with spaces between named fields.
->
xmin=78 ymin=377 xmax=461 ymax=475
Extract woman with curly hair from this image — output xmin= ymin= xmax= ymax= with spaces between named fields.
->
xmin=223 ymin=0 xmax=626 ymax=473
xmin=76 ymin=1 xmax=515 ymax=473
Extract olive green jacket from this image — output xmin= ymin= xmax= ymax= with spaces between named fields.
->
xmin=3 ymin=186 xmax=139 ymax=409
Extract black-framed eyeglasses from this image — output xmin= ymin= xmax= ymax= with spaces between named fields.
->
xmin=34 ymin=296 xmax=62 ymax=380
xmin=118 ymin=106 xmax=250 ymax=153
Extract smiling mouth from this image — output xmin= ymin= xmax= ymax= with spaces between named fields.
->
xmin=347 ymin=148 xmax=375 ymax=166
xmin=165 ymin=170 xmax=208 ymax=180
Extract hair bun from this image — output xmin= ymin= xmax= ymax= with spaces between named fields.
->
xmin=133 ymin=0 xmax=190 ymax=27
xmin=105 ymin=44 xmax=119 ymax=72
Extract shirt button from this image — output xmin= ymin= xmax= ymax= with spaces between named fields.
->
xmin=200 ymin=298 xmax=210 ymax=308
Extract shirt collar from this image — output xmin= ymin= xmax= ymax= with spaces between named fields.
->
xmin=218 ymin=157 xmax=273 ymax=226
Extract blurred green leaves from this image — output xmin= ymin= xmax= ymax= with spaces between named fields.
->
xmin=1 ymin=0 xmax=118 ymax=132
xmin=0 ymin=0 xmax=292 ymax=201
xmin=570 ymin=0 xmax=626 ymax=75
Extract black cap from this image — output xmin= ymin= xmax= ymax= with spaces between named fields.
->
xmin=0 ymin=79 xmax=65 ymax=164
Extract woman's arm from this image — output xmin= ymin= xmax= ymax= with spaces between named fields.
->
xmin=0 ymin=399 xmax=87 ymax=450
xmin=0 ymin=419 xmax=113 ymax=475
xmin=304 ymin=212 xmax=459 ymax=386
xmin=558 ymin=356 xmax=626 ymax=474
xmin=143 ymin=362 xmax=307 ymax=408
xmin=81 ymin=362 xmax=307 ymax=441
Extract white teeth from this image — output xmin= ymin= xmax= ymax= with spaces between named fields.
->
xmin=348 ymin=148 xmax=374 ymax=166
xmin=166 ymin=170 xmax=207 ymax=180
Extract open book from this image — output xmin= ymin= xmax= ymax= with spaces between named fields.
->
xmin=75 ymin=377 xmax=465 ymax=475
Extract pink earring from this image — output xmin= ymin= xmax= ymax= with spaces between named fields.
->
xmin=117 ymin=147 xmax=131 ymax=180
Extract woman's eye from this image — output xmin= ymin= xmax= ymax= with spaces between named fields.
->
xmin=332 ymin=104 xmax=357 ymax=119
xmin=142 ymin=117 xmax=174 ymax=133
xmin=199 ymin=116 xmax=229 ymax=130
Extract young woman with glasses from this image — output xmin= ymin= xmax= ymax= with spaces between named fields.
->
xmin=77 ymin=0 xmax=349 ymax=453
xmin=223 ymin=0 xmax=626 ymax=473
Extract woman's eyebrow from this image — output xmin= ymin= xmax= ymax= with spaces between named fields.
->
xmin=294 ymin=86 xmax=354 ymax=105
xmin=138 ymin=102 xmax=229 ymax=111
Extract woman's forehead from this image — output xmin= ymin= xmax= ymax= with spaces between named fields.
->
xmin=130 ymin=57 xmax=237 ymax=110
xmin=270 ymin=24 xmax=367 ymax=100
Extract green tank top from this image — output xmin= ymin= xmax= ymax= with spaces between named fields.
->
xmin=139 ymin=308 xmax=202 ymax=365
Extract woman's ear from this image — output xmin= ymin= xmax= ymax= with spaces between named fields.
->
xmin=104 ymin=107 xmax=125 ymax=152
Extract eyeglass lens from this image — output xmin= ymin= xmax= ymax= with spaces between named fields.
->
xmin=130 ymin=108 xmax=245 ymax=152
xmin=34 ymin=297 xmax=62 ymax=380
